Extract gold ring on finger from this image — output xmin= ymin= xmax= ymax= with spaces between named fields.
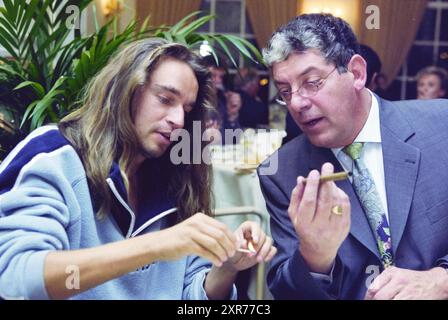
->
xmin=331 ymin=204 xmax=343 ymax=216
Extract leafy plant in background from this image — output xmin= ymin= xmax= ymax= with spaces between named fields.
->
xmin=152 ymin=10 xmax=261 ymax=69
xmin=0 ymin=0 xmax=261 ymax=160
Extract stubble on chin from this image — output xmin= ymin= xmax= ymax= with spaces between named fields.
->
xmin=139 ymin=145 xmax=162 ymax=159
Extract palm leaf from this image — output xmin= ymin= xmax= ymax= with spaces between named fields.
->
xmin=158 ymin=12 xmax=262 ymax=67
xmin=14 ymin=80 xmax=45 ymax=98
xmin=176 ymin=14 xmax=213 ymax=37
xmin=213 ymin=36 xmax=238 ymax=69
xmin=169 ymin=10 xmax=202 ymax=34
xmin=21 ymin=76 xmax=66 ymax=129
xmin=221 ymin=34 xmax=262 ymax=62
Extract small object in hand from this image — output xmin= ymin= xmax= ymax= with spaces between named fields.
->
xmin=247 ymin=241 xmax=256 ymax=253
xmin=237 ymin=241 xmax=257 ymax=254
xmin=331 ymin=204 xmax=343 ymax=216
xmin=237 ymin=248 xmax=254 ymax=254
xmin=303 ymin=171 xmax=351 ymax=184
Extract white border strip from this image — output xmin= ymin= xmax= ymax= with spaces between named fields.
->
xmin=131 ymin=207 xmax=177 ymax=237
xmin=0 ymin=125 xmax=58 ymax=175
xmin=11 ymin=145 xmax=73 ymax=191
xmin=106 ymin=178 xmax=136 ymax=239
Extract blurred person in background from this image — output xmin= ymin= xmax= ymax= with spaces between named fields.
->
xmin=234 ymin=68 xmax=269 ymax=129
xmin=416 ymin=66 xmax=448 ymax=100
xmin=360 ymin=44 xmax=382 ymax=92
xmin=374 ymin=73 xmax=388 ymax=97
xmin=203 ymin=56 xmax=242 ymax=144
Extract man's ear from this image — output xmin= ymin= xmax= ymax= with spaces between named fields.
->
xmin=348 ymin=54 xmax=367 ymax=91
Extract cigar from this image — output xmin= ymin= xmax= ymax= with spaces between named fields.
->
xmin=237 ymin=248 xmax=255 ymax=254
xmin=303 ymin=171 xmax=351 ymax=184
xmin=237 ymin=241 xmax=256 ymax=254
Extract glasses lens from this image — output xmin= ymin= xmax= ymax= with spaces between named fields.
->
xmin=281 ymin=91 xmax=290 ymax=101
xmin=301 ymin=83 xmax=318 ymax=97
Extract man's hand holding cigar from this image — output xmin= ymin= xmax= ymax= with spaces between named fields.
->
xmin=287 ymin=162 xmax=351 ymax=274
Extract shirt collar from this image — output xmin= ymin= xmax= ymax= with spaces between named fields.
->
xmin=332 ymin=89 xmax=381 ymax=155
xmin=108 ymin=159 xmax=176 ymax=236
xmin=109 ymin=161 xmax=128 ymax=202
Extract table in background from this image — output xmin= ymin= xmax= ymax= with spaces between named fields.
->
xmin=212 ymin=162 xmax=272 ymax=300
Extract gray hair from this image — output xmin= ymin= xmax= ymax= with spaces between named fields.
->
xmin=416 ymin=65 xmax=448 ymax=91
xmin=263 ymin=14 xmax=360 ymax=72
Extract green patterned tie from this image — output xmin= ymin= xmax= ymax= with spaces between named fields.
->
xmin=343 ymin=142 xmax=394 ymax=268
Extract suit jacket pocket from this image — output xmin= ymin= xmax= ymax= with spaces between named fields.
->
xmin=425 ymin=198 xmax=448 ymax=224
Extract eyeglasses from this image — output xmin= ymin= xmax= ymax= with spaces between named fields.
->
xmin=275 ymin=67 xmax=338 ymax=105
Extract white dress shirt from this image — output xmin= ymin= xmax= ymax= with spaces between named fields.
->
xmin=310 ymin=90 xmax=388 ymax=285
xmin=331 ymin=90 xmax=389 ymax=221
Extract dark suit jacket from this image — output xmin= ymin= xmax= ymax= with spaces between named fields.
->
xmin=258 ymin=97 xmax=448 ymax=299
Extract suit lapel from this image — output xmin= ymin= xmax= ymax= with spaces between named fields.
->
xmin=308 ymin=143 xmax=380 ymax=259
xmin=379 ymin=98 xmax=420 ymax=252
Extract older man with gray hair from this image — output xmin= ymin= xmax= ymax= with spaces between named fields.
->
xmin=258 ymin=13 xmax=448 ymax=300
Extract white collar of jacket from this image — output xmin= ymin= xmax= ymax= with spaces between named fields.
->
xmin=106 ymin=160 xmax=177 ymax=238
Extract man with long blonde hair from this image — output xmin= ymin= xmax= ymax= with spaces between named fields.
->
xmin=0 ymin=38 xmax=276 ymax=300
